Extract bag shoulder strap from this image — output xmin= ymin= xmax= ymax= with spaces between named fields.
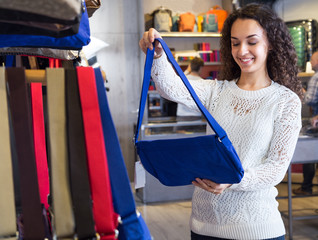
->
xmin=135 ymin=38 xmax=228 ymax=144
xmin=94 ymin=68 xmax=151 ymax=239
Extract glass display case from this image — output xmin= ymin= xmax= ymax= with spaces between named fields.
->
xmin=140 ymin=120 xmax=207 ymax=140
xmin=135 ymin=119 xmax=207 ymax=203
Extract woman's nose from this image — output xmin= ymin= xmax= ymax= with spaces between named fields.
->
xmin=238 ymin=43 xmax=249 ymax=56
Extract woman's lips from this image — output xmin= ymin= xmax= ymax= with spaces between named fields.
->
xmin=239 ymin=58 xmax=253 ymax=64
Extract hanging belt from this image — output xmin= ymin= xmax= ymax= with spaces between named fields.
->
xmin=46 ymin=68 xmax=75 ymax=239
xmin=76 ymin=66 xmax=118 ymax=240
xmin=0 ymin=67 xmax=17 ymax=240
xmin=6 ymin=67 xmax=45 ymax=240
xmin=94 ymin=68 xmax=152 ymax=240
xmin=65 ymin=68 xmax=96 ymax=240
xmin=30 ymin=83 xmax=50 ymax=210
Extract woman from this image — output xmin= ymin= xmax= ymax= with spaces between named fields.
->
xmin=139 ymin=4 xmax=302 ymax=240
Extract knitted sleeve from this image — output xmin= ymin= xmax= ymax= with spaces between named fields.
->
xmin=230 ymin=90 xmax=302 ymax=191
xmin=151 ymin=53 xmax=216 ymax=110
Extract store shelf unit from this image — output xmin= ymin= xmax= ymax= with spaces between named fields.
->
xmin=160 ymin=32 xmax=222 ymax=79
xmin=160 ymin=32 xmax=221 ymax=38
xmin=277 ymin=136 xmax=318 ymax=240
xmin=178 ymin=61 xmax=221 ymax=66
xmin=298 ymin=72 xmax=314 ymax=77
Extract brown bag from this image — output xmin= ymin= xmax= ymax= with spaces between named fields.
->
xmin=178 ymin=12 xmax=196 ymax=32
xmin=85 ymin=0 xmax=101 ymax=17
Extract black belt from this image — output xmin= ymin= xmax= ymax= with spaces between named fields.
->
xmin=7 ymin=67 xmax=45 ymax=240
xmin=65 ymin=68 xmax=96 ymax=239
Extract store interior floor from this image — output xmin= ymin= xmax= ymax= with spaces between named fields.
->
xmin=136 ymin=172 xmax=318 ymax=240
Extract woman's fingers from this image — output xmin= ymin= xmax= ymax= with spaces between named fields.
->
xmin=139 ymin=31 xmax=151 ymax=54
xmin=192 ymin=178 xmax=232 ymax=195
xmin=150 ymin=28 xmax=162 ymax=40
xmin=192 ymin=178 xmax=219 ymax=194
xmin=202 ymin=179 xmax=216 ymax=189
xmin=139 ymin=28 xmax=163 ymax=57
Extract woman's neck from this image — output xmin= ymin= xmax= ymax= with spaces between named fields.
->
xmin=237 ymin=73 xmax=271 ymax=91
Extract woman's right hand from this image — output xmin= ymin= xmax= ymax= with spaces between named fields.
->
xmin=139 ymin=28 xmax=163 ymax=58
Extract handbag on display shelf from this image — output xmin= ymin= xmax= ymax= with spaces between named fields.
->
xmin=0 ymin=0 xmax=83 ymax=37
xmin=0 ymin=19 xmax=81 ymax=38
xmin=0 ymin=0 xmax=82 ymax=22
xmin=0 ymin=3 xmax=90 ymax=50
xmin=0 ymin=47 xmax=79 ymax=60
xmin=134 ymin=38 xmax=244 ymax=187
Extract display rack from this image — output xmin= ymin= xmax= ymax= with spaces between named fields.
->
xmin=160 ymin=32 xmax=221 ymax=38
xmin=277 ymin=136 xmax=318 ymax=240
xmin=135 ymin=120 xmax=207 ymax=203
xmin=298 ymin=72 xmax=314 ymax=77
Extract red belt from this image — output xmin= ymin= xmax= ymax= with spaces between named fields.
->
xmin=76 ymin=66 xmax=118 ymax=239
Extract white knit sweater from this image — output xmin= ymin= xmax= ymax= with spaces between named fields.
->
xmin=151 ymin=53 xmax=302 ymax=239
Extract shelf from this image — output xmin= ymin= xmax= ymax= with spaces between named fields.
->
xmin=160 ymin=32 xmax=221 ymax=38
xmin=178 ymin=61 xmax=221 ymax=66
xmin=148 ymin=90 xmax=160 ymax=95
xmin=149 ymin=106 xmax=161 ymax=110
xmin=298 ymin=72 xmax=314 ymax=77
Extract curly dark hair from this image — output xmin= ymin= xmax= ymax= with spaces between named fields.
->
xmin=219 ymin=3 xmax=303 ymax=99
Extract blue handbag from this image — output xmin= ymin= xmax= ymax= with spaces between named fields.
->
xmin=134 ymin=38 xmax=244 ymax=187
xmin=0 ymin=4 xmax=90 ymax=50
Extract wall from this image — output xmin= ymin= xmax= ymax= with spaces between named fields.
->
xmin=143 ymin=0 xmax=222 ymax=15
xmin=275 ymin=0 xmax=318 ymax=21
xmin=87 ymin=0 xmax=318 ymax=181
xmin=88 ymin=0 xmax=144 ymax=180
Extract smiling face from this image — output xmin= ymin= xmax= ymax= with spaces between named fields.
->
xmin=231 ymin=19 xmax=270 ymax=78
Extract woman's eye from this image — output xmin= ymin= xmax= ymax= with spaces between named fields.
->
xmin=249 ymin=42 xmax=257 ymax=45
xmin=232 ymin=42 xmax=239 ymax=46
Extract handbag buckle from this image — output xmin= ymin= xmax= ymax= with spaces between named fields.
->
xmin=218 ymin=135 xmax=227 ymax=143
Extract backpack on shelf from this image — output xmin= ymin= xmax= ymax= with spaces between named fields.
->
xmin=203 ymin=13 xmax=218 ymax=32
xmin=153 ymin=7 xmax=172 ymax=32
xmin=208 ymin=5 xmax=228 ymax=32
xmin=171 ymin=15 xmax=180 ymax=32
xmin=178 ymin=12 xmax=196 ymax=32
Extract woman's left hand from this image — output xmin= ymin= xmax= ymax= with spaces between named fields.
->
xmin=192 ymin=178 xmax=232 ymax=194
